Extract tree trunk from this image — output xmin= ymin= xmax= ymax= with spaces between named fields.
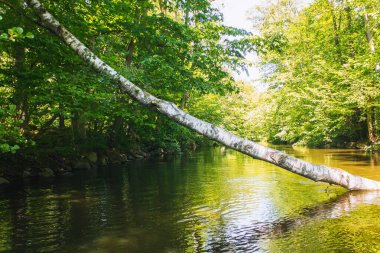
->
xmin=26 ymin=0 xmax=380 ymax=190
xmin=180 ymin=91 xmax=190 ymax=109
xmin=109 ymin=116 xmax=123 ymax=147
xmin=367 ymin=107 xmax=377 ymax=144
xmin=71 ymin=111 xmax=86 ymax=142
xmin=59 ymin=114 xmax=65 ymax=129
xmin=328 ymin=0 xmax=343 ymax=63
xmin=125 ymin=39 xmax=135 ymax=67
xmin=364 ymin=12 xmax=380 ymax=71
xmin=59 ymin=103 xmax=65 ymax=128
xmin=364 ymin=12 xmax=379 ymax=143
xmin=13 ymin=43 xmax=30 ymax=132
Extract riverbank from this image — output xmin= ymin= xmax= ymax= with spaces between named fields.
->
xmin=0 ymin=123 xmax=207 ymax=185
xmin=1 ymin=140 xmax=379 ymax=186
xmin=299 ymin=141 xmax=380 ymax=151
xmin=0 ymin=145 xmax=196 ymax=186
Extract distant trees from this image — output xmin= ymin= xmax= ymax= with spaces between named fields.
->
xmin=251 ymin=0 xmax=380 ymax=146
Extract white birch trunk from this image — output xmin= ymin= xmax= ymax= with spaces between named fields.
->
xmin=26 ymin=0 xmax=380 ymax=190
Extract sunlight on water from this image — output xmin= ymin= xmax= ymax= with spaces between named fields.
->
xmin=0 ymin=147 xmax=380 ymax=252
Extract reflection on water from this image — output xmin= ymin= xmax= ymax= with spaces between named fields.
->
xmin=282 ymin=145 xmax=380 ymax=180
xmin=0 ymin=147 xmax=380 ymax=252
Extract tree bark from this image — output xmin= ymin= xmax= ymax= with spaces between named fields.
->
xmin=13 ymin=43 xmax=30 ymax=132
xmin=71 ymin=111 xmax=86 ymax=142
xmin=327 ymin=0 xmax=343 ymax=64
xmin=367 ymin=107 xmax=377 ymax=144
xmin=364 ymin=12 xmax=379 ymax=143
xmin=26 ymin=0 xmax=380 ymax=190
xmin=109 ymin=116 xmax=123 ymax=147
xmin=364 ymin=11 xmax=380 ymax=71
xmin=125 ymin=39 xmax=135 ymax=67
xmin=180 ymin=90 xmax=190 ymax=109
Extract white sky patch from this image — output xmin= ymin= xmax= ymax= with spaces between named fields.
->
xmin=213 ymin=0 xmax=259 ymax=31
xmin=213 ymin=0 xmax=312 ymax=90
xmin=212 ymin=0 xmax=263 ymax=87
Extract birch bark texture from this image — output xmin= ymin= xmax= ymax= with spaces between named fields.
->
xmin=26 ymin=0 xmax=380 ymax=190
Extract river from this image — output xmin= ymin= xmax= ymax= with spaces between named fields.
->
xmin=1 ymin=146 xmax=380 ymax=252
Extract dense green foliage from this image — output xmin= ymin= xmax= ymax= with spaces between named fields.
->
xmin=1 ymin=0 xmax=379 ymax=159
xmin=184 ymin=0 xmax=380 ymax=148
xmin=249 ymin=0 xmax=380 ymax=146
xmin=0 ymin=0 xmax=266 ymax=155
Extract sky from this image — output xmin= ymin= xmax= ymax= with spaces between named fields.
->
xmin=212 ymin=0 xmax=312 ymax=86
xmin=213 ymin=0 xmax=258 ymax=32
xmin=212 ymin=0 xmax=263 ymax=85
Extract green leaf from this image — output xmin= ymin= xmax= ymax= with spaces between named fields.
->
xmin=0 ymin=33 xmax=8 ymax=40
xmin=10 ymin=144 xmax=20 ymax=154
xmin=7 ymin=28 xmax=15 ymax=35
xmin=25 ymin=32 xmax=34 ymax=39
xmin=14 ymin=27 xmax=24 ymax=34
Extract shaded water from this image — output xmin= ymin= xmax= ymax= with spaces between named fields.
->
xmin=1 ymin=147 xmax=380 ymax=252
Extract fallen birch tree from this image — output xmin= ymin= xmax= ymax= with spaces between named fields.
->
xmin=26 ymin=0 xmax=380 ymax=190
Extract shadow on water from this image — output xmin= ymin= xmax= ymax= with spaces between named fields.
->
xmin=265 ymin=189 xmax=380 ymax=253
xmin=266 ymin=190 xmax=380 ymax=236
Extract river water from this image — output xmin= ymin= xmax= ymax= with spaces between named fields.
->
xmin=1 ymin=146 xmax=380 ymax=252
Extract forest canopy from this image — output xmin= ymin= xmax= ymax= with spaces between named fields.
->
xmin=0 ymin=0 xmax=379 ymax=157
